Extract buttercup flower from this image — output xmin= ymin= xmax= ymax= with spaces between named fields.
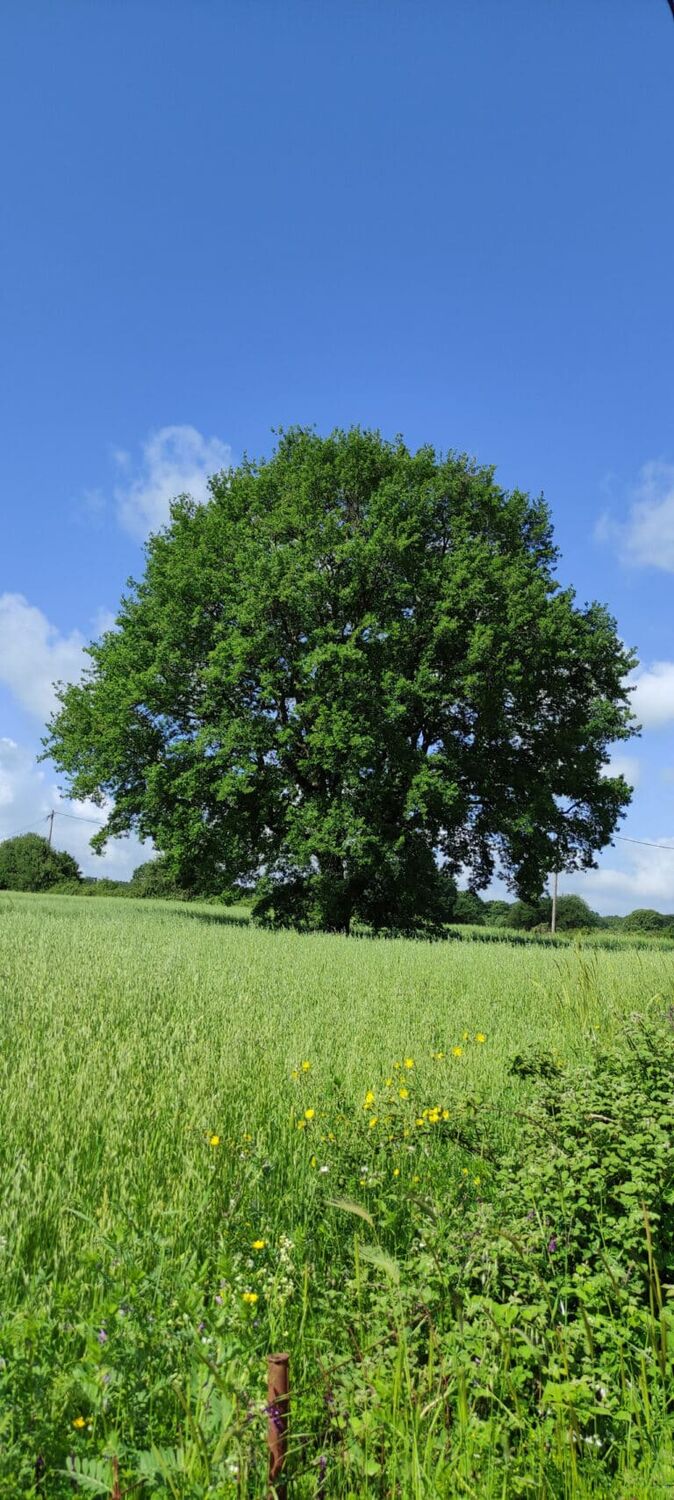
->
xmin=452 ymin=1046 xmax=463 ymax=1058
xmin=242 ymin=1290 xmax=259 ymax=1304
xmin=403 ymin=1057 xmax=414 ymax=1069
xmin=399 ymin=1086 xmax=409 ymax=1099
xmin=301 ymin=1060 xmax=311 ymax=1072
xmin=252 ymin=1239 xmax=265 ymax=1250
xmin=209 ymin=1134 xmax=221 ymax=1147
xmin=304 ymin=1107 xmax=315 ymax=1121
xmin=476 ymin=1033 xmax=486 ymax=1044
xmin=73 ymin=1416 xmax=86 ymax=1430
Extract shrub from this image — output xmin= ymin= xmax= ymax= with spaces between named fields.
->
xmin=0 ymin=833 xmax=81 ymax=892
xmin=452 ymin=889 xmax=486 ymax=926
xmin=129 ymin=858 xmax=191 ymax=900
xmin=623 ymin=907 xmax=667 ymax=933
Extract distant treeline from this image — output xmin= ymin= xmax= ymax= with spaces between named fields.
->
xmin=1 ymin=832 xmax=672 ymax=938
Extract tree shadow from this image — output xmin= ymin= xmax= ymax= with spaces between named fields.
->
xmin=172 ymin=906 xmax=251 ymax=930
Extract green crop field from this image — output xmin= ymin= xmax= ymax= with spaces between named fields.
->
xmin=1 ymin=892 xmax=674 ymax=1498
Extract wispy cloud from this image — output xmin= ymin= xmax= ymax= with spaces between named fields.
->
xmin=597 ymin=460 xmax=674 ymax=572
xmin=114 ymin=425 xmax=232 ymax=539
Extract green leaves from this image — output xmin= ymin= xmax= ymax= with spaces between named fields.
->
xmin=44 ymin=427 xmax=637 ymax=930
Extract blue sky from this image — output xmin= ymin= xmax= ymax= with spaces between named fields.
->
xmin=1 ymin=0 xmax=673 ymax=910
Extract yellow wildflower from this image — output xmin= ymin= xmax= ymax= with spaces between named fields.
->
xmin=252 ymin=1239 xmax=265 ymax=1250
xmin=363 ymin=1090 xmax=375 ymax=1109
xmin=301 ymin=1060 xmax=311 ymax=1071
xmin=473 ymin=1176 xmax=481 ymax=1187
xmin=475 ymin=1033 xmax=486 ymax=1044
xmin=385 ymin=1077 xmax=393 ymax=1087
xmin=399 ymin=1086 xmax=409 ymax=1099
xmin=452 ymin=1046 xmax=463 ymax=1058
xmin=463 ymin=1031 xmax=469 ymax=1041
xmin=393 ymin=1060 xmax=401 ymax=1070
xmin=403 ymin=1057 xmax=414 ymax=1069
xmin=310 ymin=1154 xmax=317 ymax=1168
xmin=304 ymin=1107 xmax=315 ymax=1120
xmin=296 ymin=1118 xmax=306 ymax=1130
xmin=242 ymin=1291 xmax=258 ymax=1305
xmin=72 ymin=1416 xmax=86 ymax=1430
xmin=393 ymin=1166 xmax=400 ymax=1176
xmin=368 ymin=1115 xmax=378 ymax=1129
xmin=442 ymin=1108 xmax=450 ymax=1120
xmin=291 ymin=1068 xmax=299 ymax=1080
xmin=209 ymin=1134 xmax=221 ymax=1147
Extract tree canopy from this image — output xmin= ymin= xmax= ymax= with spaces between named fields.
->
xmin=0 ymin=833 xmax=81 ymax=892
xmin=44 ymin=428 xmax=637 ymax=932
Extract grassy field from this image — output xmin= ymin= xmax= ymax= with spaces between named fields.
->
xmin=1 ymin=892 xmax=673 ymax=1497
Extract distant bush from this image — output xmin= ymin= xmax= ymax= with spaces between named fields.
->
xmin=129 ymin=858 xmax=192 ymax=900
xmin=623 ymin=907 xmax=668 ymax=933
xmin=451 ymin=889 xmax=486 ymax=925
xmin=76 ymin=877 xmax=130 ymax=896
xmin=0 ymin=833 xmax=81 ymax=892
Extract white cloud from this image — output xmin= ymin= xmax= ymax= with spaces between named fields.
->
xmin=564 ymin=838 xmax=674 ymax=914
xmin=603 ymin=753 xmax=640 ymax=788
xmin=0 ymin=593 xmax=86 ymax=722
xmin=631 ymin=661 xmax=674 ymax=730
xmin=114 ymin=425 xmax=231 ymax=539
xmin=92 ymin=606 xmax=118 ymax=636
xmin=0 ymin=738 xmax=150 ymax=880
xmin=597 ymin=461 xmax=674 ymax=572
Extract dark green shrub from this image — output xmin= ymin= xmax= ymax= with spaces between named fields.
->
xmin=623 ymin=908 xmax=667 ymax=933
xmin=129 ymin=859 xmax=191 ymax=900
xmin=0 ymin=833 xmax=81 ymax=892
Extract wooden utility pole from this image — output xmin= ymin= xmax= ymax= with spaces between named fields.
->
xmin=551 ymin=869 xmax=558 ymax=935
xmin=46 ymin=810 xmax=55 ymax=846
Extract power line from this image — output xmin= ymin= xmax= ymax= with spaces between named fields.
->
xmin=615 ymin=833 xmax=674 ymax=852
xmin=52 ymin=810 xmax=106 ymax=827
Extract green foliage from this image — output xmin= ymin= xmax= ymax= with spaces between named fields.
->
xmin=451 ymin=888 xmax=486 ymax=925
xmin=623 ymin=907 xmax=668 ymax=933
xmin=553 ymin=893 xmax=599 ymax=930
xmin=129 ymin=857 xmax=191 ymax=900
xmin=44 ymin=427 xmax=637 ymax=933
xmin=503 ymin=896 xmax=548 ymax=929
xmin=1 ymin=894 xmax=674 ymax=1494
xmin=0 ymin=832 xmax=81 ymax=892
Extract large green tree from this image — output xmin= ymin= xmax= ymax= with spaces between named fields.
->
xmin=44 ymin=429 xmax=637 ymax=932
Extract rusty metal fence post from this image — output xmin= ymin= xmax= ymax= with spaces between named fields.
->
xmin=267 ymin=1352 xmax=290 ymax=1498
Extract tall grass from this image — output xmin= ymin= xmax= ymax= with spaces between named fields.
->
xmin=1 ymin=892 xmax=673 ymax=1496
